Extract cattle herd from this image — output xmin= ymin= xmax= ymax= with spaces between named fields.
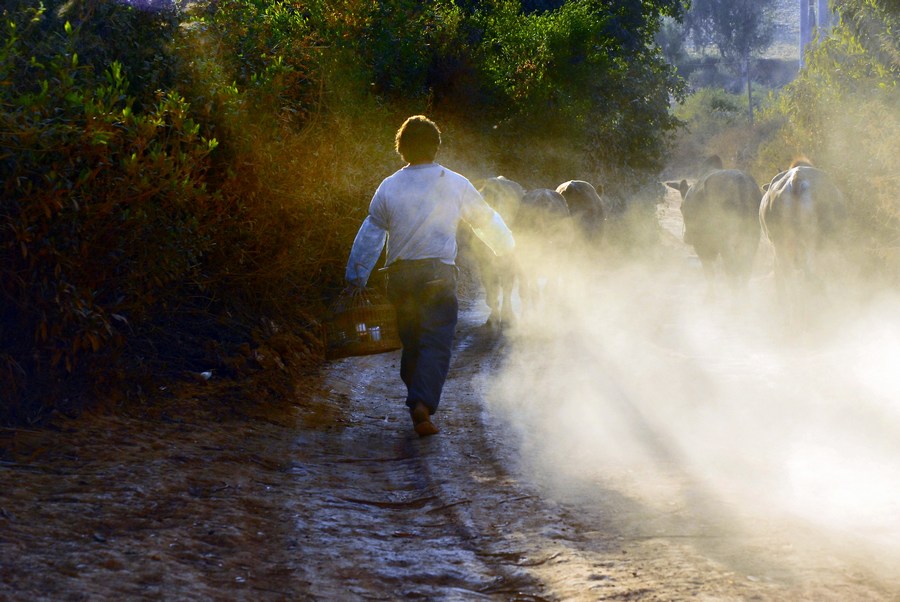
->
xmin=460 ymin=176 xmax=607 ymax=330
xmin=461 ymin=155 xmax=851 ymax=330
xmin=667 ymin=156 xmax=852 ymax=322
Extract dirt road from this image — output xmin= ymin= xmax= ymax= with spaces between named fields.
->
xmin=288 ymin=298 xmax=899 ymax=601
xmin=2 ymin=188 xmax=899 ymax=600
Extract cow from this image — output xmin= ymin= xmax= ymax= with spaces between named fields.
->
xmin=556 ymin=179 xmax=606 ymax=242
xmin=666 ymin=158 xmax=762 ymax=295
xmin=514 ymin=188 xmax=571 ymax=315
xmin=458 ymin=176 xmax=525 ymax=331
xmin=517 ymin=187 xmax=570 ymax=233
xmin=759 ymin=159 xmax=848 ymax=318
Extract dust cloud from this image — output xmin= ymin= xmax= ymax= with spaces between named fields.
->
xmin=485 ymin=225 xmax=900 ymax=575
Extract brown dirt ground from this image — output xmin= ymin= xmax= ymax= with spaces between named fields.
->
xmin=2 ymin=188 xmax=899 ymax=601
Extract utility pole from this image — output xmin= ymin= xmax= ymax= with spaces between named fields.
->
xmin=799 ymin=0 xmax=813 ymax=67
xmin=817 ymin=0 xmax=832 ymax=32
xmin=800 ymin=0 xmax=835 ymax=67
xmin=745 ymin=58 xmax=754 ymax=126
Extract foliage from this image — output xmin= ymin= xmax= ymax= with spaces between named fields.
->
xmin=685 ymin=0 xmax=777 ymax=65
xmin=0 ymin=0 xmax=184 ymax=110
xmin=1 ymin=4 xmax=219 ymax=421
xmin=313 ymin=0 xmax=688 ymax=198
xmin=837 ymin=0 xmax=900 ymax=71
xmin=473 ymin=1 xmax=688 ymax=200
xmin=666 ymin=87 xmax=754 ymax=174
xmin=754 ymin=0 xmax=899 ymax=281
xmin=675 ymin=88 xmax=746 ymax=138
xmin=682 ymin=0 xmax=778 ymax=124
xmin=309 ymin=0 xmax=468 ymax=104
xmin=175 ymin=0 xmax=341 ymax=298
xmin=191 ymin=0 xmax=322 ymax=129
xmin=1 ymin=0 xmax=694 ymax=424
xmin=655 ymin=16 xmax=689 ymax=66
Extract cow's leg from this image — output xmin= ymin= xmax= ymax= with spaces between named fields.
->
xmin=694 ymin=244 xmax=718 ymax=300
xmin=700 ymin=259 xmax=717 ymax=299
xmin=723 ymin=246 xmax=753 ymax=292
xmin=802 ymin=246 xmax=825 ymax=295
xmin=498 ymin=262 xmax=518 ymax=328
xmin=519 ymin=274 xmax=535 ymax=319
xmin=470 ymin=246 xmax=500 ymax=331
xmin=482 ymin=270 xmax=502 ymax=330
xmin=772 ymin=244 xmax=789 ymax=306
xmin=774 ymin=245 xmax=806 ymax=332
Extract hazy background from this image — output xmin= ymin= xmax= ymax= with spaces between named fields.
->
xmin=485 ymin=220 xmax=900 ymax=576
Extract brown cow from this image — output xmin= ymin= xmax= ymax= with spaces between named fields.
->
xmin=459 ymin=176 xmax=524 ymax=330
xmin=556 ymin=180 xmax=606 ymax=242
xmin=666 ymin=158 xmax=762 ymax=294
xmin=515 ymin=188 xmax=571 ymax=315
xmin=759 ymin=160 xmax=847 ymax=314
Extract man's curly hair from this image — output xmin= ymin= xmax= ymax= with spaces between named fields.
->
xmin=395 ymin=115 xmax=441 ymax=164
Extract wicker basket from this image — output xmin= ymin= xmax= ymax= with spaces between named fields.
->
xmin=325 ymin=287 xmax=402 ymax=360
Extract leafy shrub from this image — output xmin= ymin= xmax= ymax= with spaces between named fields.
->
xmin=667 ymin=88 xmax=744 ymax=170
xmin=1 ymin=0 xmax=697 ymax=425
xmin=753 ymin=1 xmax=899 ymax=283
xmin=310 ymin=0 xmax=466 ymax=102
xmin=314 ymin=0 xmax=685 ymax=199
xmin=3 ymin=0 xmax=184 ymax=110
xmin=1 ymin=5 xmax=221 ymax=422
xmin=187 ymin=0 xmax=322 ymax=131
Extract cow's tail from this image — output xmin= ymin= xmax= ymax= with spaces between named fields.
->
xmin=786 ymin=172 xmax=811 ymax=196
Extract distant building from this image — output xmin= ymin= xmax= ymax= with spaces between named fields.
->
xmin=800 ymin=0 xmax=835 ymax=67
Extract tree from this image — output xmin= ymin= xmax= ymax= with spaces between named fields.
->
xmin=314 ymin=0 xmax=689 ymax=195
xmin=835 ymin=0 xmax=900 ymax=71
xmin=686 ymin=0 xmax=777 ymax=124
xmin=755 ymin=0 xmax=898 ymax=282
xmin=655 ymin=16 xmax=689 ymax=66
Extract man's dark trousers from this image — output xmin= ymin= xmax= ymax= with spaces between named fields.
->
xmin=386 ymin=260 xmax=458 ymax=415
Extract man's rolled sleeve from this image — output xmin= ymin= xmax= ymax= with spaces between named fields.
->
xmin=345 ymin=216 xmax=387 ymax=286
xmin=461 ymin=186 xmax=515 ymax=256
xmin=472 ymin=209 xmax=515 ymax=256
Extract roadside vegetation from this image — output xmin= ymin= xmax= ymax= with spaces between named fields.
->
xmin=1 ymin=0 xmax=686 ymax=424
xmin=1 ymin=0 xmax=896 ymax=426
xmin=665 ymin=0 xmax=898 ymax=282
xmin=754 ymin=1 xmax=899 ymax=278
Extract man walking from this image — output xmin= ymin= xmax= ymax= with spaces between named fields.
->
xmin=346 ymin=115 xmax=514 ymax=436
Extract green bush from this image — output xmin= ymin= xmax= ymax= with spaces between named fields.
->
xmin=314 ymin=0 xmax=685 ymax=198
xmin=1 ymin=8 xmax=219 ymax=422
xmin=1 ymin=0 xmax=693 ymax=424
xmin=753 ymin=1 xmax=899 ymax=283
xmin=187 ymin=0 xmax=322 ymax=131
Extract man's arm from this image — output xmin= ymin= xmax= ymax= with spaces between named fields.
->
xmin=471 ymin=209 xmax=515 ymax=257
xmin=345 ymin=216 xmax=387 ymax=287
xmin=459 ymin=179 xmax=515 ymax=256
